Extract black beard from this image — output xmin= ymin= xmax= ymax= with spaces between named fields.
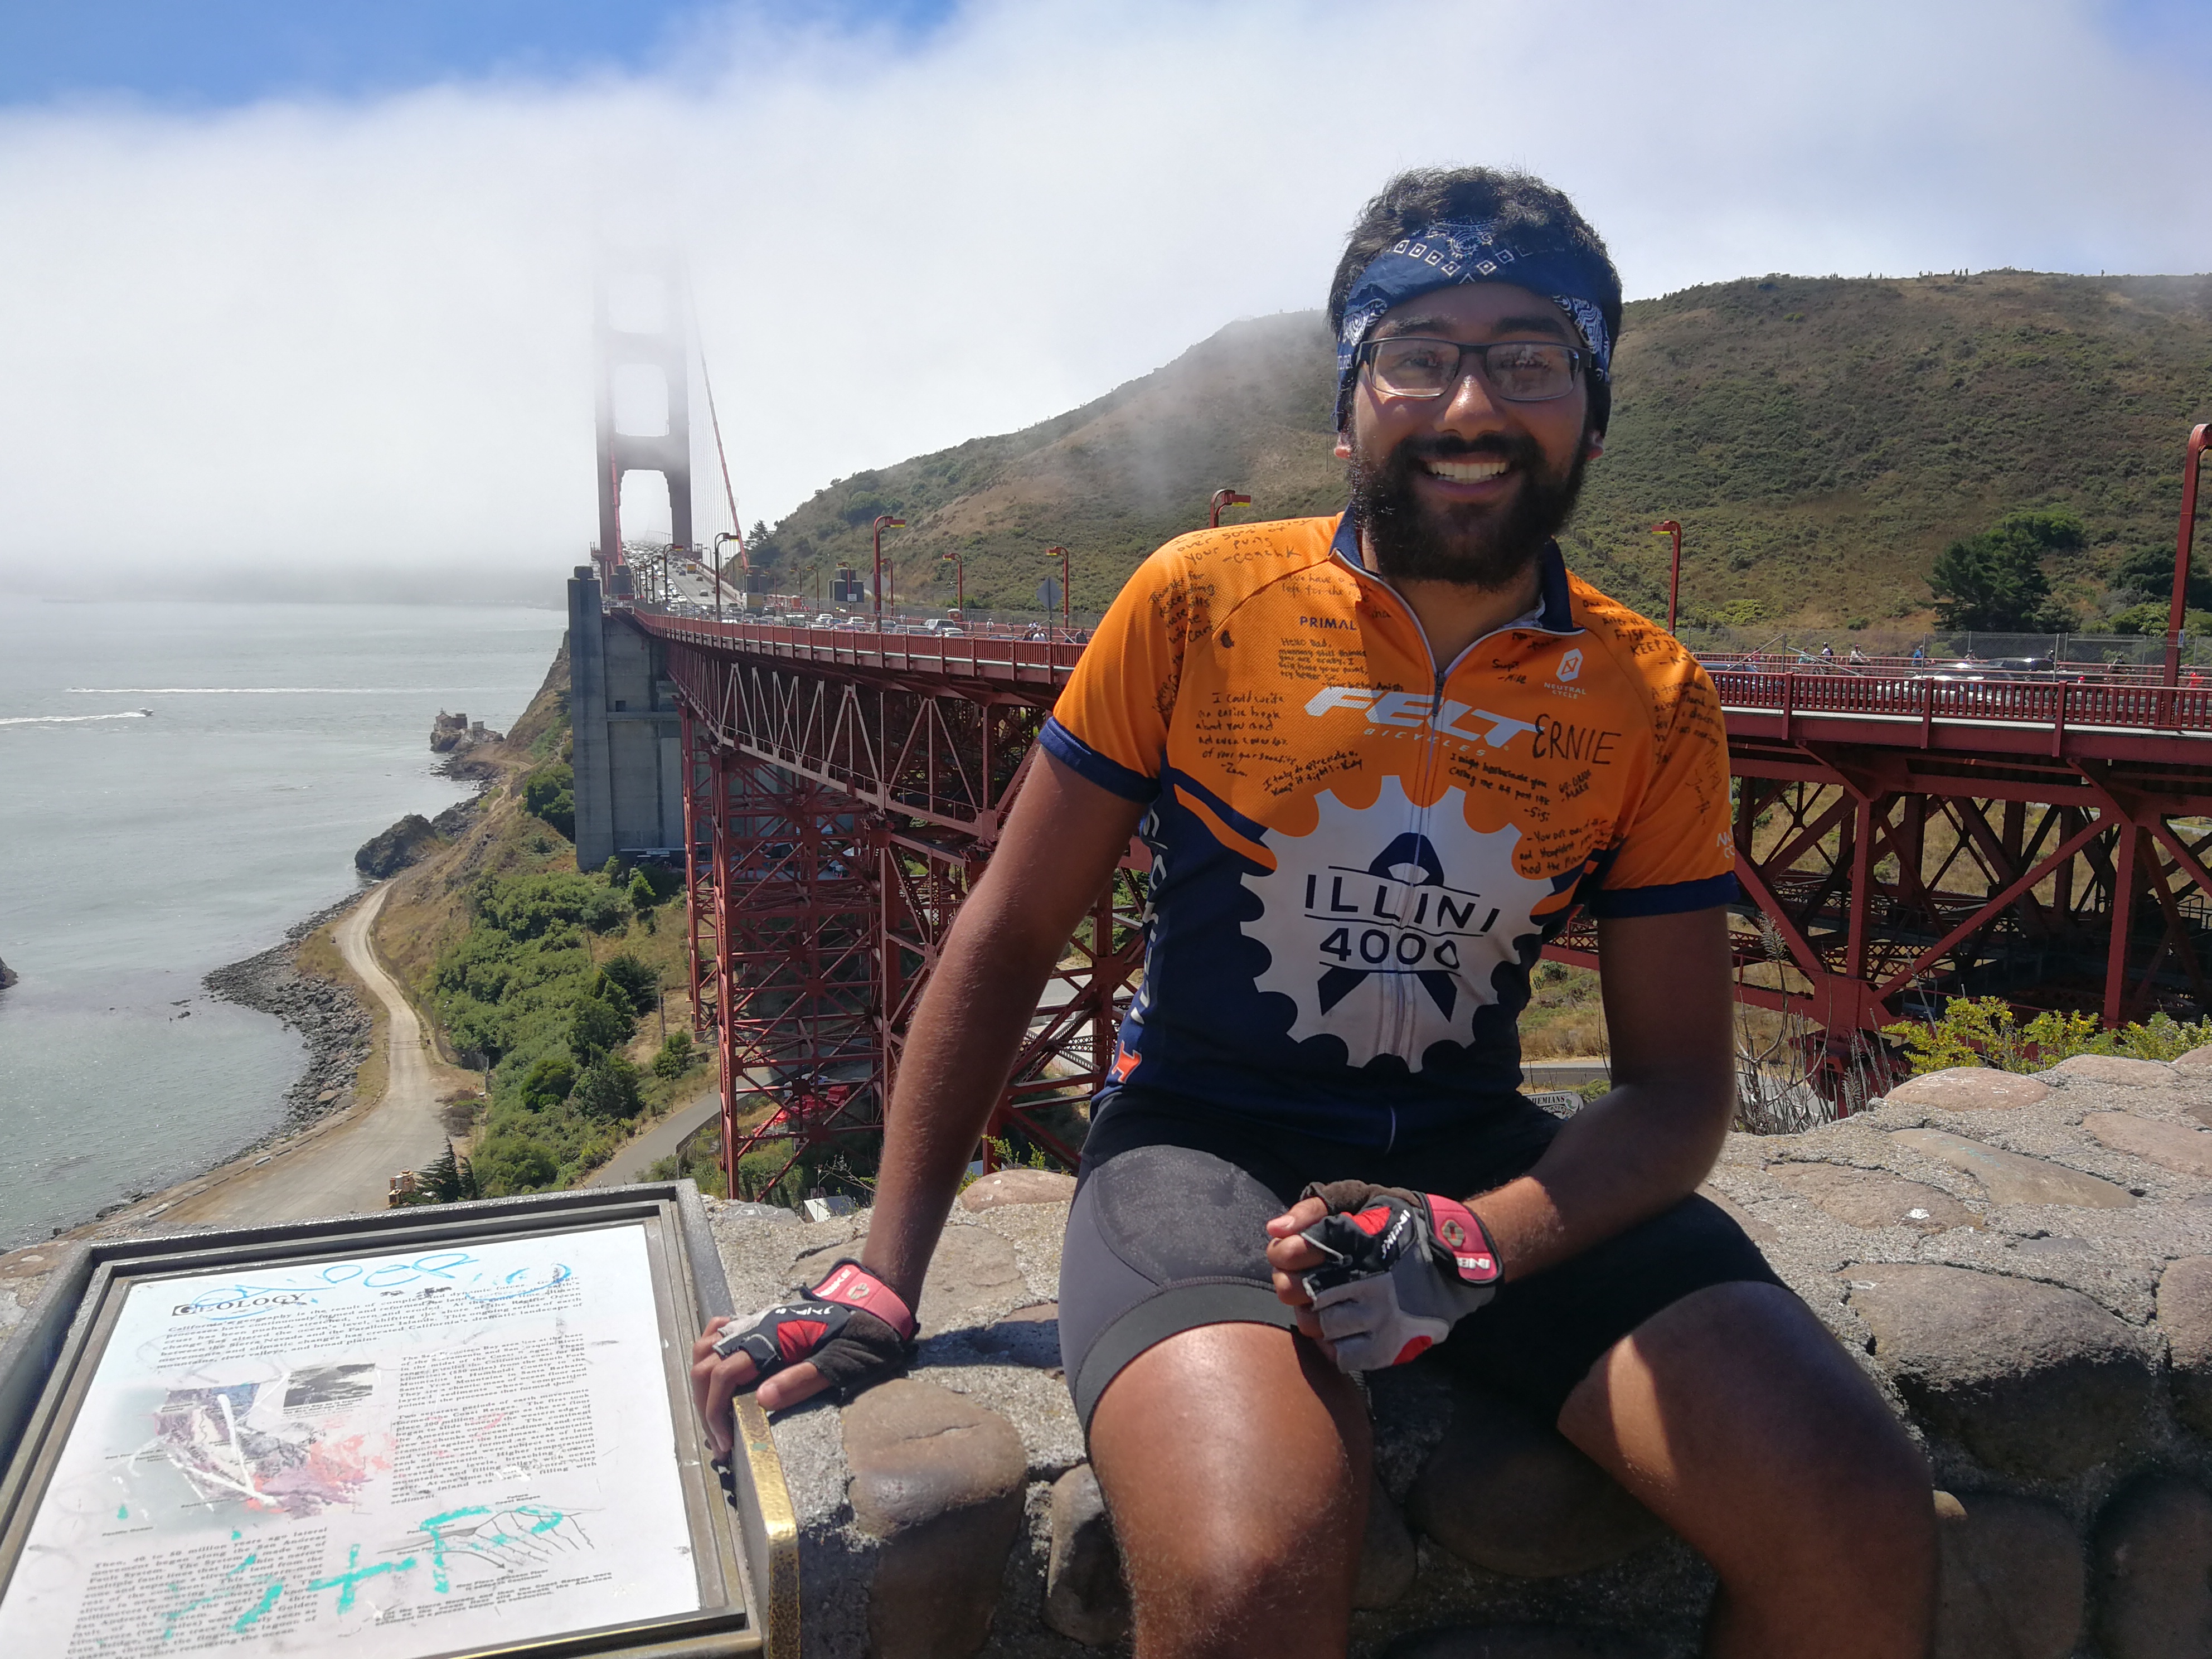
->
xmin=1347 ymin=431 xmax=1589 ymax=588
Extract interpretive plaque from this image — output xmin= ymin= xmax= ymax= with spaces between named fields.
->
xmin=0 ymin=1185 xmax=792 ymax=1659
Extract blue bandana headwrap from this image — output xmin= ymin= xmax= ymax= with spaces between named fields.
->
xmin=1335 ymin=218 xmax=1615 ymax=426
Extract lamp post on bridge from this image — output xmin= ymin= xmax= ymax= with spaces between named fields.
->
xmin=2163 ymin=425 xmax=2209 ymax=688
xmin=712 ymin=531 xmax=741 ymax=624
xmin=941 ymin=547 xmax=963 ymax=618
xmin=872 ymin=515 xmax=905 ymax=625
xmin=1045 ymin=545 xmax=1071 ymax=636
xmin=1651 ymin=520 xmax=1684 ymax=634
xmin=1210 ymin=489 xmax=1251 ymax=529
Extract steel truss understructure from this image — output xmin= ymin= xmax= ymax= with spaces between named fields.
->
xmin=1543 ymin=714 xmax=2212 ymax=1089
xmin=643 ymin=614 xmax=2212 ymax=1143
xmin=660 ymin=627 xmax=1146 ymax=1197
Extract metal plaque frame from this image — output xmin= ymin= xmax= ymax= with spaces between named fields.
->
xmin=0 ymin=1182 xmax=796 ymax=1659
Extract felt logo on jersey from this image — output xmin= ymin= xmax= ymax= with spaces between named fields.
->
xmin=1557 ymin=648 xmax=1584 ymax=682
xmin=1305 ymin=686 xmax=1539 ymax=750
xmin=1240 ymin=778 xmax=1553 ymax=1069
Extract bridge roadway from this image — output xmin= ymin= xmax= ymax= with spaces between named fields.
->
xmin=627 ymin=601 xmax=2212 ymax=1135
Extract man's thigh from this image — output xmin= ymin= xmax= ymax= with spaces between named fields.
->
xmin=1437 ymin=1189 xmax=1786 ymax=1425
xmin=1058 ymin=1114 xmax=1306 ymax=1428
xmin=1558 ymin=1283 xmax=1934 ymax=1657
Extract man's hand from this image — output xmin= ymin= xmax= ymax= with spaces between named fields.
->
xmin=688 ymin=1260 xmax=916 ymax=1458
xmin=1264 ymin=1181 xmax=1500 ymax=1372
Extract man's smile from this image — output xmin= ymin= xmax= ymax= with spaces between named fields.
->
xmin=1422 ymin=455 xmax=1511 ymax=486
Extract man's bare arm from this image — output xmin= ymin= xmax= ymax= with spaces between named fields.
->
xmin=861 ymin=755 xmax=1146 ymax=1303
xmin=1266 ymin=906 xmax=1735 ymax=1312
xmin=695 ymin=752 xmax=1144 ymax=1424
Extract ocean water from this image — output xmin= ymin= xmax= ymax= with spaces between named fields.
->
xmin=0 ymin=597 xmax=566 ymax=1247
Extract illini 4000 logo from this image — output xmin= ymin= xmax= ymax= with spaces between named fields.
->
xmin=1240 ymin=778 xmax=1553 ymax=1069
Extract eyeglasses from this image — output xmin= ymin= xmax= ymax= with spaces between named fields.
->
xmin=1357 ymin=336 xmax=1587 ymax=403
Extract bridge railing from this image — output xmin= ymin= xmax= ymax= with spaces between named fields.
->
xmin=639 ymin=606 xmax=2212 ymax=738
xmin=632 ymin=609 xmax=1088 ymax=681
xmin=1707 ymin=668 xmax=2212 ymax=736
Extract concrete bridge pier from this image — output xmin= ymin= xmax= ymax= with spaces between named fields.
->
xmin=568 ymin=566 xmax=685 ymax=871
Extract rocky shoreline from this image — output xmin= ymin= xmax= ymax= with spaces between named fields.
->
xmin=202 ymin=894 xmax=376 ymax=1129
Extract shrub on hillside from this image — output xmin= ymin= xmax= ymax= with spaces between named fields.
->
xmin=521 ymin=1054 xmax=575 ymax=1108
xmin=567 ymin=993 xmax=633 ymax=1059
xmin=1927 ymin=510 xmax=2082 ymax=631
xmin=653 ymin=1029 xmax=696 ymax=1079
xmin=599 ymin=953 xmax=658 ymax=1012
xmin=628 ymin=870 xmax=658 ymax=915
xmin=521 ymin=763 xmax=575 ymax=839
xmin=573 ymin=1055 xmax=646 ymax=1120
xmin=474 ymin=1135 xmax=559 ymax=1193
xmin=1882 ymin=997 xmax=2212 ymax=1075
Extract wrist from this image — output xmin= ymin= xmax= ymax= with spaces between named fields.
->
xmin=1424 ymin=1194 xmax=1501 ymax=1286
xmin=813 ymin=1260 xmax=918 ymax=1341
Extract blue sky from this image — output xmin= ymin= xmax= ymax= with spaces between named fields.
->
xmin=2 ymin=0 xmax=2202 ymax=107
xmin=0 ymin=1 xmax=957 ymax=105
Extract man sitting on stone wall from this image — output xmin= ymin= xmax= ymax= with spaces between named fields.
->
xmin=693 ymin=166 xmax=1936 ymax=1659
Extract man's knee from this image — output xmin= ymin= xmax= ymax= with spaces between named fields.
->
xmin=1121 ymin=1477 xmax=1364 ymax=1613
xmin=1090 ymin=1324 xmax=1368 ymax=1653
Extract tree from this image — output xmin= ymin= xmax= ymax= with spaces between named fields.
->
xmin=573 ymin=1055 xmax=646 ymax=1120
xmin=567 ymin=992 xmax=634 ymax=1058
xmin=654 ymin=1029 xmax=695 ymax=1079
xmin=521 ymin=1054 xmax=575 ymax=1109
xmin=627 ymin=870 xmax=658 ymax=916
xmin=474 ymin=1135 xmax=558 ymax=1194
xmin=409 ymin=1141 xmax=483 ymax=1203
xmin=1928 ymin=510 xmax=2083 ymax=630
xmin=599 ymin=953 xmax=658 ymax=1011
xmin=2111 ymin=542 xmax=2212 ymax=613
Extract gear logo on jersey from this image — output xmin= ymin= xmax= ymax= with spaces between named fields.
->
xmin=1240 ymin=778 xmax=1554 ymax=1069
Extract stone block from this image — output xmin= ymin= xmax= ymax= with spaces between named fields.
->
xmin=1889 ymin=1129 xmax=2136 ymax=1209
xmin=1768 ymin=1162 xmax=1977 ymax=1233
xmin=966 ymin=1303 xmax=1062 ymax=1371
xmin=1383 ymin=1626 xmax=1662 ymax=1659
xmin=798 ymin=1224 xmax=1026 ymax=1337
xmin=958 ymin=1168 xmax=1078 ymax=1211
xmin=1408 ymin=1389 xmax=1665 ymax=1577
xmin=2046 ymin=1054 xmax=2176 ymax=1088
xmin=2160 ymin=1257 xmax=2212 ymax=1438
xmin=1694 ymin=1183 xmax=1777 ymax=1244
xmin=1043 ymin=1463 xmax=1128 ymax=1646
xmin=2092 ymin=1473 xmax=2212 ymax=1659
xmin=2085 ymin=1111 xmax=2212 ymax=1178
xmin=1884 ymin=1068 xmax=2052 ymax=1110
xmin=842 ymin=1379 xmax=1027 ymax=1659
xmin=1841 ymin=1264 xmax=2161 ymax=1478
xmin=2179 ymin=1045 xmax=2212 ymax=1068
xmin=1356 ymin=1472 xmax=1418 ymax=1610
xmin=1932 ymin=1491 xmax=2083 ymax=1659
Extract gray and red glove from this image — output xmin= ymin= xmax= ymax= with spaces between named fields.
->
xmin=711 ymin=1259 xmax=917 ymax=1397
xmin=1297 ymin=1181 xmax=1501 ymax=1371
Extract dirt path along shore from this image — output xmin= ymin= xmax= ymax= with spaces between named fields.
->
xmin=157 ymin=883 xmax=460 ymax=1228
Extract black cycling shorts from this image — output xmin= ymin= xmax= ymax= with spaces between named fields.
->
xmin=1056 ymin=1086 xmax=1786 ymax=1432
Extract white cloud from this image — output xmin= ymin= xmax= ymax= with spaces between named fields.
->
xmin=0 ymin=0 xmax=2204 ymax=598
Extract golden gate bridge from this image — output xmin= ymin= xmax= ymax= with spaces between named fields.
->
xmin=576 ymin=271 xmax=2212 ymax=1197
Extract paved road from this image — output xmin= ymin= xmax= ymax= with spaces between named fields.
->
xmin=157 ymin=884 xmax=458 ymax=1228
xmin=587 ymin=1084 xmax=721 ymax=1187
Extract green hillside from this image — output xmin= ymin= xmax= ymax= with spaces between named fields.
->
xmin=744 ymin=271 xmax=2212 ymax=632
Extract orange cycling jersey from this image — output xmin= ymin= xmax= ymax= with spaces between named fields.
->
xmin=1040 ymin=511 xmax=1735 ymax=1148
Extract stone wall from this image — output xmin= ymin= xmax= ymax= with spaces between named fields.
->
xmin=709 ymin=1052 xmax=2212 ymax=1659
